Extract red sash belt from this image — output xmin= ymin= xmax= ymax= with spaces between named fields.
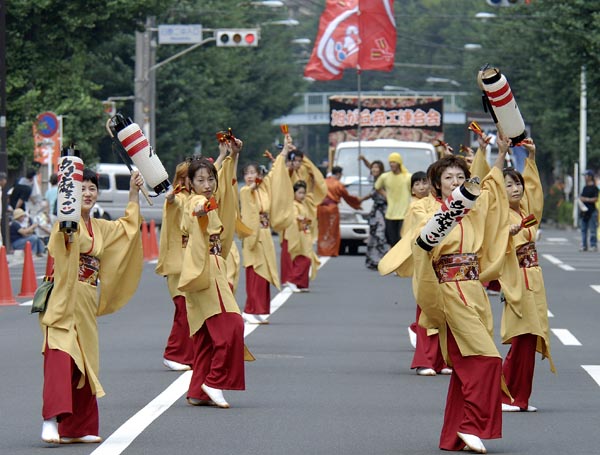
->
xmin=79 ymin=254 xmax=100 ymax=286
xmin=259 ymin=212 xmax=270 ymax=229
xmin=516 ymin=242 xmax=538 ymax=268
xmin=209 ymin=234 xmax=222 ymax=256
xmin=433 ymin=253 xmax=479 ymax=283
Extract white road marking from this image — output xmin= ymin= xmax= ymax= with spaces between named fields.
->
xmin=542 ymin=254 xmax=562 ymax=265
xmin=582 ymin=365 xmax=600 ymax=388
xmin=19 ymin=300 xmax=32 ymax=307
xmin=92 ymin=256 xmax=330 ymax=455
xmin=546 ymin=237 xmax=569 ymax=243
xmin=551 ymin=328 xmax=582 ymax=346
xmin=591 ymin=285 xmax=600 ymax=294
xmin=543 ymin=254 xmax=575 ymax=271
xmin=547 ymin=310 xmax=554 ymax=318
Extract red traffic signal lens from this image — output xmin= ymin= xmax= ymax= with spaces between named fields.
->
xmin=245 ymin=33 xmax=256 ymax=45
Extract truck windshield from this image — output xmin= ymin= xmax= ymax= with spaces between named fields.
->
xmin=335 ymin=146 xmax=436 ymax=185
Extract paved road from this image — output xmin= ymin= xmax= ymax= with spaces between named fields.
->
xmin=1 ymin=226 xmax=599 ymax=454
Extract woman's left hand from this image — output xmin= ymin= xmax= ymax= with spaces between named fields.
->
xmin=129 ymin=171 xmax=145 ymax=201
xmin=509 ymin=223 xmax=521 ymax=236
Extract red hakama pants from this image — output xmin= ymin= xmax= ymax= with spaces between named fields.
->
xmin=280 ymin=239 xmax=292 ymax=285
xmin=187 ymin=311 xmax=246 ymax=400
xmin=439 ymin=327 xmax=502 ymax=451
xmin=317 ymin=203 xmax=340 ymax=257
xmin=288 ymin=254 xmax=311 ymax=289
xmin=163 ymin=295 xmax=195 ymax=366
xmin=501 ymin=333 xmax=537 ymax=409
xmin=245 ymin=266 xmax=271 ymax=314
xmin=410 ymin=306 xmax=447 ymax=372
xmin=43 ymin=346 xmax=99 ymax=438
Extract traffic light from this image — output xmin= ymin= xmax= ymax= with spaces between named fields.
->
xmin=215 ymin=29 xmax=259 ymax=47
xmin=486 ymin=0 xmax=528 ymax=6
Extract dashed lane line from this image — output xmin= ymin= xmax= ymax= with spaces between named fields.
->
xmin=91 ymin=256 xmax=330 ymax=455
xmin=582 ymin=366 xmax=600 ymax=388
xmin=551 ymin=328 xmax=582 ymax=346
xmin=542 ymin=254 xmax=575 ymax=271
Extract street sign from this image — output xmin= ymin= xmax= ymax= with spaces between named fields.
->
xmin=158 ymin=25 xmax=203 ymax=44
xmin=36 ymin=111 xmax=59 ymax=138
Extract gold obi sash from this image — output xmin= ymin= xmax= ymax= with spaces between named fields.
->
xmin=79 ymin=254 xmax=100 ymax=286
xmin=259 ymin=212 xmax=270 ymax=229
xmin=516 ymin=242 xmax=538 ymax=268
xmin=209 ymin=234 xmax=222 ymax=256
xmin=298 ymin=218 xmax=312 ymax=234
xmin=433 ymin=253 xmax=479 ymax=283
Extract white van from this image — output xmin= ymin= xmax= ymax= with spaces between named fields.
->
xmin=333 ymin=139 xmax=436 ymax=254
xmin=95 ymin=163 xmax=167 ymax=225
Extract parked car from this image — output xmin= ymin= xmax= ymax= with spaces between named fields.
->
xmin=94 ymin=163 xmax=167 ymax=225
xmin=333 ymin=139 xmax=437 ymax=254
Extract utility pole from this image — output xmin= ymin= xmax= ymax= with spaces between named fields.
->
xmin=0 ymin=0 xmax=8 ymax=245
xmin=134 ymin=17 xmax=155 ymax=150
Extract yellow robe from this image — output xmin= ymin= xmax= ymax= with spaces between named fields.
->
xmin=155 ymin=191 xmax=189 ymax=298
xmin=178 ymin=157 xmax=241 ymax=336
xmin=382 ymin=167 xmax=514 ymax=364
xmin=40 ymin=202 xmax=143 ymax=397
xmin=283 ymin=200 xmax=320 ymax=280
xmin=499 ymin=158 xmax=556 ymax=373
xmin=291 ymin=157 xmax=327 ymax=240
xmin=240 ymin=154 xmax=294 ymax=289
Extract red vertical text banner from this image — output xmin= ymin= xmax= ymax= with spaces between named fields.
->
xmin=304 ymin=0 xmax=396 ymax=81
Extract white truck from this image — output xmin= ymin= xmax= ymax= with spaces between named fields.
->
xmin=333 ymin=139 xmax=437 ymax=254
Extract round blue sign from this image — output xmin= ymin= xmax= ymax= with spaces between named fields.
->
xmin=37 ymin=112 xmax=59 ymax=138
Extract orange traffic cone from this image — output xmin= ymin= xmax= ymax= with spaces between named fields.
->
xmin=141 ymin=221 xmax=151 ymax=261
xmin=45 ymin=254 xmax=54 ymax=278
xmin=0 ymin=246 xmax=17 ymax=306
xmin=18 ymin=241 xmax=38 ymax=298
xmin=149 ymin=219 xmax=159 ymax=259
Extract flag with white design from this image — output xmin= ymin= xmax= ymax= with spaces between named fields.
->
xmin=304 ymin=0 xmax=396 ymax=81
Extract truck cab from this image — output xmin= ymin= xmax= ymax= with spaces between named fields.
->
xmin=333 ymin=139 xmax=436 ymax=254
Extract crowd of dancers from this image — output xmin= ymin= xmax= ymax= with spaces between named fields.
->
xmin=37 ymin=125 xmax=554 ymax=454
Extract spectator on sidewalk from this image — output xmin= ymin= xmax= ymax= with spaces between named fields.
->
xmin=9 ymin=208 xmax=45 ymax=257
xmin=9 ymin=169 xmax=37 ymax=212
xmin=579 ymin=169 xmax=598 ymax=252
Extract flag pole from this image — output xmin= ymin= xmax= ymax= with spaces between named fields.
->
xmin=357 ymin=68 xmax=362 ymax=197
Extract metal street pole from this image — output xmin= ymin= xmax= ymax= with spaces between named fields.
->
xmin=134 ymin=17 xmax=153 ymax=146
xmin=579 ymin=65 xmax=587 ymax=181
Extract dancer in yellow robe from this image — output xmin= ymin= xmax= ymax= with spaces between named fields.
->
xmin=40 ymin=169 xmax=144 ymax=444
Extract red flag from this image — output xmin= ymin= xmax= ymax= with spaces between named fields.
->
xmin=304 ymin=0 xmax=396 ymax=81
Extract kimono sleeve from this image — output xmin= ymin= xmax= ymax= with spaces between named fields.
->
xmin=521 ymin=158 xmax=544 ymax=223
xmin=239 ymin=186 xmax=260 ymax=251
xmin=40 ymin=223 xmax=81 ymax=328
xmin=216 ymin=156 xmax=236 ymax=258
xmin=96 ymin=202 xmax=143 ymax=316
xmin=178 ymin=194 xmax=211 ymax=292
xmin=269 ymin=154 xmax=295 ymax=232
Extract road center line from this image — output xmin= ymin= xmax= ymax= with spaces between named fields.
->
xmin=92 ymin=256 xmax=330 ymax=455
xmin=582 ymin=365 xmax=600 ymax=388
xmin=551 ymin=328 xmax=582 ymax=346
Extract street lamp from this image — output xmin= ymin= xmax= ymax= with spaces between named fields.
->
xmin=426 ymin=76 xmax=461 ymax=87
xmin=475 ymin=12 xmax=497 ymax=20
xmin=292 ymin=38 xmax=311 ymax=45
xmin=464 ymin=43 xmax=482 ymax=51
xmin=262 ymin=18 xmax=299 ymax=26
xmin=240 ymin=1 xmax=284 ymax=7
